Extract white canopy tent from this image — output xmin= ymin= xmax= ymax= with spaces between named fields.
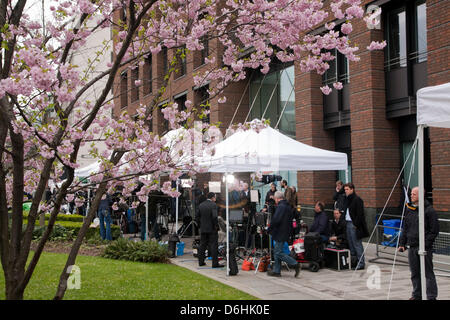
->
xmin=202 ymin=125 xmax=348 ymax=172
xmin=74 ymin=161 xmax=100 ymax=177
xmin=201 ymin=122 xmax=348 ymax=275
xmin=416 ymin=82 xmax=450 ymax=299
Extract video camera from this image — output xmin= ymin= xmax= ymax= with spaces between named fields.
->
xmin=261 ymin=175 xmax=282 ymax=184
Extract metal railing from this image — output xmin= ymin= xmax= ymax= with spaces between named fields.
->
xmin=370 ymin=216 xmax=450 ymax=276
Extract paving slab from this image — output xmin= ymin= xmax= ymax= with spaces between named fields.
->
xmin=170 ymin=236 xmax=450 ymax=300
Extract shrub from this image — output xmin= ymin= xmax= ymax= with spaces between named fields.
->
xmin=102 ymin=238 xmax=169 ymax=263
xmin=31 ymin=224 xmax=75 ymax=241
xmin=23 ymin=212 xmax=85 ymax=222
xmin=25 ymin=219 xmax=120 ymax=241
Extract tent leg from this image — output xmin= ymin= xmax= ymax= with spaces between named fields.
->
xmin=418 ymin=124 xmax=427 ymax=300
xmin=145 ymin=195 xmax=149 ymax=241
xmin=176 ymin=179 xmax=179 ymax=235
xmin=226 ymin=172 xmax=229 ymax=276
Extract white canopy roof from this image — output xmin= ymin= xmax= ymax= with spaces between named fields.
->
xmin=74 ymin=161 xmax=100 ymax=177
xmin=202 ymin=123 xmax=348 ymax=172
xmin=417 ymin=82 xmax=450 ymax=128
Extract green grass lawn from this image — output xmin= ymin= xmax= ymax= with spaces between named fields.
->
xmin=0 ymin=252 xmax=257 ymax=300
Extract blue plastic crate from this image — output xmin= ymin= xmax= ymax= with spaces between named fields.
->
xmin=383 ymin=219 xmax=402 ymax=236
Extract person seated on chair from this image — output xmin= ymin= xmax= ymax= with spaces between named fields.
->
xmin=328 ymin=209 xmax=348 ymax=249
xmin=309 ymin=201 xmax=330 ymax=244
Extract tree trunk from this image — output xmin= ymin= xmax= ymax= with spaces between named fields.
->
xmin=53 ymin=182 xmax=108 ymax=300
xmin=39 ymin=212 xmax=45 ymax=227
xmin=4 ymin=266 xmax=24 ymax=300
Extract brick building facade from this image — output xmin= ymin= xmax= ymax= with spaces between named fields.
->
xmin=113 ymin=0 xmax=449 ymax=229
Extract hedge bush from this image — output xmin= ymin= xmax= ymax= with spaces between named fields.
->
xmin=25 ymin=219 xmax=121 ymax=241
xmin=32 ymin=224 xmax=76 ymax=241
xmin=102 ymin=238 xmax=169 ymax=263
xmin=23 ymin=212 xmax=85 ymax=222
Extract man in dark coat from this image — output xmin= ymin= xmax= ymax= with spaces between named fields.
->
xmin=343 ymin=183 xmax=368 ymax=270
xmin=309 ymin=201 xmax=330 ymax=243
xmin=195 ymin=192 xmax=223 ymax=268
xmin=240 ymin=182 xmax=251 ymax=213
xmin=265 ymin=183 xmax=277 ymax=209
xmin=399 ymin=186 xmax=439 ymax=300
xmin=147 ymin=190 xmax=162 ymax=241
xmin=329 ymin=209 xmax=347 ymax=249
xmin=267 ymin=191 xmax=300 ymax=278
xmin=333 ymin=180 xmax=346 ymax=211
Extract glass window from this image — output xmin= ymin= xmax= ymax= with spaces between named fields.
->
xmin=120 ymin=71 xmax=128 ymax=108
xmin=402 ymin=141 xmax=419 ymax=189
xmin=249 ymin=65 xmax=295 ymax=137
xmin=175 ymin=46 xmax=186 ymax=78
xmin=174 ymin=94 xmax=187 ymax=126
xmin=162 ymin=46 xmax=168 ymax=75
xmin=144 ymin=55 xmax=152 ymax=95
xmin=195 ymin=85 xmax=210 ymax=124
xmin=323 ymin=50 xmax=338 ymax=85
xmin=386 ymin=8 xmax=407 ymax=69
xmin=415 ymin=1 xmax=427 ymax=63
xmin=131 ymin=67 xmax=139 ymax=102
xmin=278 ymin=66 xmax=295 ymax=136
xmin=201 ymin=37 xmax=209 ymax=65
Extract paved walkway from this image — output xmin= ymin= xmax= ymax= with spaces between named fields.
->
xmin=170 ymin=237 xmax=450 ymax=300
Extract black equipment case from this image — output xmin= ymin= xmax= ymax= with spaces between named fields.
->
xmin=324 ymin=248 xmax=350 ymax=271
xmin=304 ymin=232 xmax=324 ymax=263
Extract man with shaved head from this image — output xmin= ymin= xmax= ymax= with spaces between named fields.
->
xmin=399 ymin=186 xmax=439 ymax=300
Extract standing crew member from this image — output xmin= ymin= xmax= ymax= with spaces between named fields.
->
xmin=267 ymin=191 xmax=301 ymax=278
xmin=343 ymin=183 xmax=368 ymax=270
xmin=195 ymin=192 xmax=223 ymax=268
xmin=399 ymin=186 xmax=439 ymax=300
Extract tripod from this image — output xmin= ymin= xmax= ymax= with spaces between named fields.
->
xmin=178 ymin=218 xmax=199 ymax=238
xmin=177 ymin=199 xmax=198 ymax=237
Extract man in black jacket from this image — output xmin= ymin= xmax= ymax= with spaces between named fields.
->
xmin=195 ymin=192 xmax=223 ymax=268
xmin=343 ymin=183 xmax=369 ymax=270
xmin=264 ymin=183 xmax=277 ymax=212
xmin=309 ymin=201 xmax=330 ymax=243
xmin=399 ymin=186 xmax=439 ymax=300
xmin=329 ymin=209 xmax=347 ymax=249
xmin=333 ymin=180 xmax=346 ymax=211
xmin=267 ymin=191 xmax=300 ymax=278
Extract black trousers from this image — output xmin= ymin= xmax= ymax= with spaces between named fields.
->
xmin=198 ymin=232 xmax=219 ymax=266
xmin=408 ymin=246 xmax=438 ymax=300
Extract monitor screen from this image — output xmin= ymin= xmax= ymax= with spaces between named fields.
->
xmin=229 ymin=210 xmax=243 ymax=223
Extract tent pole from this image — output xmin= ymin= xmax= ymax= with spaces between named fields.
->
xmin=145 ymin=195 xmax=149 ymax=241
xmin=418 ymin=124 xmax=427 ymax=300
xmin=176 ymin=179 xmax=179 ymax=235
xmin=87 ymin=188 xmax=90 ymax=217
xmin=226 ymin=172 xmax=229 ymax=276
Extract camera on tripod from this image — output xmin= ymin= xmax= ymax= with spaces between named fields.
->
xmin=261 ymin=175 xmax=282 ymax=185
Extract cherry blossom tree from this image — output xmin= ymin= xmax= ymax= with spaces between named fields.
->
xmin=0 ymin=0 xmax=384 ymax=300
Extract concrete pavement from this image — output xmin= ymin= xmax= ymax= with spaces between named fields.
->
xmin=170 ymin=237 xmax=450 ymax=300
